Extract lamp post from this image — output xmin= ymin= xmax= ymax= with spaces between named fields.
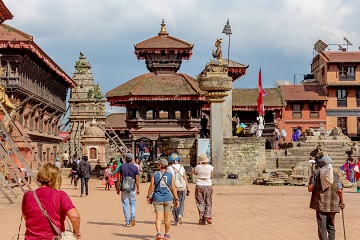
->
xmin=222 ymin=19 xmax=232 ymax=64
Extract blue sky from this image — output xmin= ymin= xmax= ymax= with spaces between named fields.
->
xmin=4 ymin=0 xmax=360 ymax=113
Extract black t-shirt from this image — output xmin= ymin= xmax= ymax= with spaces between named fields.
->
xmin=200 ymin=118 xmax=208 ymax=128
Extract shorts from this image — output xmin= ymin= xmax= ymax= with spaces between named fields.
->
xmin=153 ymin=201 xmax=173 ymax=212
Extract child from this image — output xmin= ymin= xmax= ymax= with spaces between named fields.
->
xmin=104 ymin=164 xmax=112 ymax=190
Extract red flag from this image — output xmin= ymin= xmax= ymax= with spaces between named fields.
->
xmin=257 ymin=68 xmax=266 ymax=116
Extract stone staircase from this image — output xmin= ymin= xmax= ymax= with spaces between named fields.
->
xmin=261 ymin=135 xmax=354 ymax=186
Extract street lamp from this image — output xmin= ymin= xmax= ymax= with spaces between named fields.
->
xmin=222 ymin=19 xmax=232 ymax=64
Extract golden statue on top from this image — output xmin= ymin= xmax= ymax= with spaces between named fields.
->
xmin=212 ymin=38 xmax=223 ymax=64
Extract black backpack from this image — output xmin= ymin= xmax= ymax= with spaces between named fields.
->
xmin=71 ymin=161 xmax=79 ymax=171
xmin=79 ymin=162 xmax=89 ymax=177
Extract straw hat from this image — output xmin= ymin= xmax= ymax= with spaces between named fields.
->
xmin=199 ymin=153 xmax=209 ymax=163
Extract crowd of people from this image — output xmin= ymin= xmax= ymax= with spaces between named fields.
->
xmin=19 ymin=152 xmax=214 ymax=240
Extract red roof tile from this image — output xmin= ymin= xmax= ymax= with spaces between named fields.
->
xmin=280 ymin=85 xmax=327 ymax=101
xmin=106 ymin=113 xmax=127 ymax=129
xmin=0 ymin=1 xmax=13 ymax=22
xmin=135 ymin=35 xmax=193 ymax=50
xmin=232 ymin=88 xmax=285 ymax=107
xmin=320 ymin=51 xmax=360 ymax=63
xmin=106 ymin=73 xmax=204 ymax=98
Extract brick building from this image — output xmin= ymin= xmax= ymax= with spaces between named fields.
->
xmin=311 ymin=43 xmax=360 ymax=139
xmin=279 ymin=84 xmax=327 ymax=141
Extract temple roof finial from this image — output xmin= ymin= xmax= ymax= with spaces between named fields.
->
xmin=158 ymin=18 xmax=169 ymax=36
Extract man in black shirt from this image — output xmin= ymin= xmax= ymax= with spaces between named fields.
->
xmin=200 ymin=115 xmax=209 ymax=138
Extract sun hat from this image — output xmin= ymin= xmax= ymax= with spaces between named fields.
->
xmin=156 ymin=158 xmax=169 ymax=167
xmin=169 ymin=152 xmax=180 ymax=163
xmin=198 ymin=153 xmax=209 ymax=163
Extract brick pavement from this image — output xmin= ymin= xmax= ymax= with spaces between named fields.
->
xmin=0 ymin=178 xmax=358 ymax=240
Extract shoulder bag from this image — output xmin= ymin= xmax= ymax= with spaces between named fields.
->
xmin=32 ymin=190 xmax=77 ymax=240
xmin=160 ymin=173 xmax=179 ymax=207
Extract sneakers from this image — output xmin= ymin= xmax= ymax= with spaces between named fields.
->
xmin=198 ymin=218 xmax=205 ymax=225
xmin=174 ymin=221 xmax=179 ymax=226
xmin=125 ymin=223 xmax=130 ymax=227
xmin=130 ymin=218 xmax=136 ymax=226
xmin=80 ymin=194 xmax=83 ymax=197
xmin=164 ymin=234 xmax=170 ymax=240
xmin=206 ymin=218 xmax=212 ymax=224
xmin=155 ymin=233 xmax=161 ymax=240
xmin=178 ymin=215 xmax=183 ymax=224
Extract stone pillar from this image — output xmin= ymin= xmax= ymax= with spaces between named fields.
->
xmin=210 ymin=101 xmax=224 ymax=178
xmin=223 ymin=90 xmax=233 ymax=138
xmin=131 ymin=140 xmax=135 ymax=161
xmin=199 ymin=62 xmax=232 ymax=179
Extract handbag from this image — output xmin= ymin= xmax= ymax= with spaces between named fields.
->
xmin=32 ymin=190 xmax=77 ymax=240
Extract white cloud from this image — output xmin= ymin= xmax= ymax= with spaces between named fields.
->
xmin=3 ymin=0 xmax=360 ymax=91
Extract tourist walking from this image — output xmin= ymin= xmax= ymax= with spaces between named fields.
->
xmin=111 ymin=158 xmax=122 ymax=190
xmin=308 ymin=155 xmax=345 ymax=240
xmin=71 ymin=159 xmax=80 ymax=189
xmin=62 ymin=150 xmax=70 ymax=168
xmin=118 ymin=156 xmax=140 ymax=227
xmin=193 ymin=153 xmax=214 ymax=225
xmin=79 ymin=155 xmax=91 ymax=197
xmin=22 ymin=163 xmax=81 ymax=239
xmin=167 ymin=152 xmax=189 ymax=225
xmin=104 ymin=164 xmax=112 ymax=190
xmin=54 ymin=158 xmax=62 ymax=170
xmin=20 ymin=167 xmax=30 ymax=182
xmin=146 ymin=158 xmax=179 ymax=240
xmin=135 ymin=158 xmax=143 ymax=173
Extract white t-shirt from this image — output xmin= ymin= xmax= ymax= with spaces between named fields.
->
xmin=194 ymin=164 xmax=214 ymax=186
xmin=55 ymin=161 xmax=62 ymax=169
xmin=21 ymin=168 xmax=30 ymax=177
xmin=167 ymin=163 xmax=186 ymax=178
xmin=63 ymin=153 xmax=69 ymax=161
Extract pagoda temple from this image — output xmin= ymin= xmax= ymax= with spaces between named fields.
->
xmin=66 ymin=52 xmax=106 ymax=160
xmin=106 ymin=20 xmax=206 ymax=159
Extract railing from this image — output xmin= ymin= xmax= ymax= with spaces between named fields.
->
xmin=339 ymin=75 xmax=355 ymax=81
xmin=292 ymin=111 xmax=302 ymax=118
xmin=337 ymin=99 xmax=347 ymax=107
xmin=310 ymin=111 xmax=319 ymax=118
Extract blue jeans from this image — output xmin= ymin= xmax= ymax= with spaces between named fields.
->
xmin=139 ymin=151 xmax=144 ymax=161
xmin=121 ymin=190 xmax=137 ymax=224
xmin=172 ymin=191 xmax=186 ymax=222
xmin=80 ymin=177 xmax=89 ymax=195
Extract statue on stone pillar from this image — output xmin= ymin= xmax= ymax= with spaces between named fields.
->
xmin=212 ymin=38 xmax=223 ymax=65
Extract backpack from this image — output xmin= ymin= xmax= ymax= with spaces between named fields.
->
xmin=71 ymin=161 xmax=79 ymax=171
xmin=121 ymin=176 xmax=135 ymax=193
xmin=79 ymin=162 xmax=89 ymax=177
xmin=171 ymin=165 xmax=186 ymax=191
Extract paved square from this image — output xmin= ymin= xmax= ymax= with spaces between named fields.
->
xmin=0 ymin=179 xmax=357 ymax=239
